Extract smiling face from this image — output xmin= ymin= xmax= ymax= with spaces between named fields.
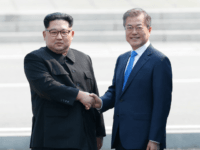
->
xmin=125 ymin=14 xmax=152 ymax=50
xmin=43 ymin=19 xmax=74 ymax=55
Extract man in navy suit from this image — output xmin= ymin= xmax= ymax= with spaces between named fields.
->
xmin=89 ymin=8 xmax=172 ymax=150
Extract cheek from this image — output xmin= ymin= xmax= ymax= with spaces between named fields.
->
xmin=46 ymin=37 xmax=54 ymax=44
xmin=65 ymin=37 xmax=72 ymax=43
xmin=126 ymin=33 xmax=131 ymax=40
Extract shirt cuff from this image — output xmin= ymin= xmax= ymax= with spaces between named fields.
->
xmin=96 ymin=98 xmax=103 ymax=110
xmin=150 ymin=140 xmax=159 ymax=144
xmin=84 ymin=92 xmax=90 ymax=95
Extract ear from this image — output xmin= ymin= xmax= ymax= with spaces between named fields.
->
xmin=43 ymin=31 xmax=46 ymax=41
xmin=71 ymin=30 xmax=75 ymax=38
xmin=148 ymin=27 xmax=152 ymax=34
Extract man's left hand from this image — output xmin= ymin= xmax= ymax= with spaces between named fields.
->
xmin=146 ymin=141 xmax=159 ymax=150
xmin=96 ymin=137 xmax=103 ymax=150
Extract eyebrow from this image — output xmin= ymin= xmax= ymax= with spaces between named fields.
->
xmin=127 ymin=24 xmax=142 ymax=27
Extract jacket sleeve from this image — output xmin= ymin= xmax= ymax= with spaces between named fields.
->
xmin=149 ymin=57 xmax=173 ymax=143
xmin=100 ymin=56 xmax=120 ymax=112
xmin=24 ymin=53 xmax=79 ymax=106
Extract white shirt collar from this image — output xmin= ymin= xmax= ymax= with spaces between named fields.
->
xmin=132 ymin=40 xmax=150 ymax=56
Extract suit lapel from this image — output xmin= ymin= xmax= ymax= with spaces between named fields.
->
xmin=120 ymin=45 xmax=153 ymax=97
xmin=117 ymin=52 xmax=131 ymax=96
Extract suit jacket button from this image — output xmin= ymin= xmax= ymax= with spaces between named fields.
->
xmin=120 ymin=99 xmax=123 ymax=102
xmin=117 ymin=114 xmax=119 ymax=117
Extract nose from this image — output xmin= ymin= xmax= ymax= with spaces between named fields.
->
xmin=56 ymin=32 xmax=63 ymax=39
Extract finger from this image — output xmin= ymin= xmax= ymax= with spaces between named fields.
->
xmin=90 ymin=93 xmax=97 ymax=98
xmin=85 ymin=103 xmax=91 ymax=110
xmin=89 ymin=93 xmax=95 ymax=97
xmin=85 ymin=105 xmax=89 ymax=110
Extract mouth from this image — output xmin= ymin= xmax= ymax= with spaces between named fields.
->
xmin=55 ymin=42 xmax=63 ymax=45
xmin=130 ymin=37 xmax=140 ymax=40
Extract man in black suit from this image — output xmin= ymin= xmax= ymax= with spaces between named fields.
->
xmin=24 ymin=12 xmax=105 ymax=150
xmin=90 ymin=8 xmax=172 ymax=150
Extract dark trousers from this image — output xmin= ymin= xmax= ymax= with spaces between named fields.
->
xmin=113 ymin=128 xmax=127 ymax=150
xmin=113 ymin=128 xmax=143 ymax=150
xmin=32 ymin=149 xmax=79 ymax=150
xmin=31 ymin=141 xmax=90 ymax=150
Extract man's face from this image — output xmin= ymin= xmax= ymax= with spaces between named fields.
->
xmin=125 ymin=14 xmax=152 ymax=50
xmin=43 ymin=20 xmax=74 ymax=55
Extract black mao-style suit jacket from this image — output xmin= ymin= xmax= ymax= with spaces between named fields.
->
xmin=24 ymin=47 xmax=105 ymax=149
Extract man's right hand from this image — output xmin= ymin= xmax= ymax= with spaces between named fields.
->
xmin=89 ymin=93 xmax=102 ymax=109
xmin=76 ymin=91 xmax=95 ymax=110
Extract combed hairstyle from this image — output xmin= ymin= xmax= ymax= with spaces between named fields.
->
xmin=43 ymin=12 xmax=73 ymax=28
xmin=123 ymin=8 xmax=151 ymax=29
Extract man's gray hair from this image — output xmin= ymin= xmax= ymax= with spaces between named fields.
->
xmin=123 ymin=8 xmax=151 ymax=28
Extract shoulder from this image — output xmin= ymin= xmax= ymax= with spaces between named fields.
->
xmin=115 ymin=50 xmax=130 ymax=63
xmin=149 ymin=45 xmax=169 ymax=61
xmin=70 ymin=48 xmax=89 ymax=57
xmin=24 ymin=47 xmax=52 ymax=61
xmin=119 ymin=51 xmax=130 ymax=58
xmin=70 ymin=48 xmax=91 ymax=61
xmin=149 ymin=45 xmax=171 ymax=67
xmin=117 ymin=51 xmax=130 ymax=61
xmin=25 ymin=47 xmax=47 ymax=58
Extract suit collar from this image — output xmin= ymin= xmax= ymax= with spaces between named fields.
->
xmin=45 ymin=47 xmax=75 ymax=64
xmin=66 ymin=48 xmax=75 ymax=63
xmin=116 ymin=52 xmax=131 ymax=97
xmin=119 ymin=44 xmax=154 ymax=97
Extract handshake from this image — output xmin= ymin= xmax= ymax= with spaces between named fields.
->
xmin=76 ymin=91 xmax=102 ymax=110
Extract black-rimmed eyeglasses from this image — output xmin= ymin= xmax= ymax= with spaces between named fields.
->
xmin=46 ymin=29 xmax=72 ymax=37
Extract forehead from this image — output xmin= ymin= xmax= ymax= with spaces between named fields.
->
xmin=125 ymin=14 xmax=145 ymax=26
xmin=48 ymin=20 xmax=70 ymax=29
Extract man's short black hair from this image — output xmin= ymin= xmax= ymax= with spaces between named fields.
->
xmin=44 ymin=12 xmax=73 ymax=28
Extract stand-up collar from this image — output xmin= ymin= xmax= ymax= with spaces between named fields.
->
xmin=66 ymin=48 xmax=75 ymax=63
xmin=45 ymin=47 xmax=75 ymax=64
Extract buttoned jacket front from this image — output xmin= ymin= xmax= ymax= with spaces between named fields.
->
xmin=24 ymin=47 xmax=105 ymax=149
xmin=101 ymin=44 xmax=172 ymax=149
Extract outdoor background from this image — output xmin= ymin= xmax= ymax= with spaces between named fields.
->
xmin=0 ymin=0 xmax=200 ymax=149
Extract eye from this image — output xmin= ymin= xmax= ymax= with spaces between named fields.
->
xmin=61 ymin=30 xmax=69 ymax=35
xmin=127 ymin=26 xmax=132 ymax=30
xmin=137 ymin=27 xmax=143 ymax=30
xmin=50 ymin=30 xmax=58 ymax=34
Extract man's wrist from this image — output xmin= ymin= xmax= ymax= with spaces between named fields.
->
xmin=76 ymin=91 xmax=87 ymax=101
xmin=96 ymin=98 xmax=103 ymax=110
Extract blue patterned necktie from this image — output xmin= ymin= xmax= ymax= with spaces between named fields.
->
xmin=122 ymin=51 xmax=137 ymax=91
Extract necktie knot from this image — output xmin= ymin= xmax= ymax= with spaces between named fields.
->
xmin=131 ymin=51 xmax=137 ymax=57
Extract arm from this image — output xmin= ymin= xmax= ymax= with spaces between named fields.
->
xmin=99 ymin=56 xmax=120 ymax=112
xmin=149 ymin=57 xmax=173 ymax=143
xmin=24 ymin=53 xmax=93 ymax=106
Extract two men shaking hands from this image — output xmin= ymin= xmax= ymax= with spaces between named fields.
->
xmin=76 ymin=91 xmax=101 ymax=110
xmin=25 ymin=7 xmax=172 ymax=150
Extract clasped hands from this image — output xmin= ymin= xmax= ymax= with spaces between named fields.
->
xmin=77 ymin=91 xmax=101 ymax=110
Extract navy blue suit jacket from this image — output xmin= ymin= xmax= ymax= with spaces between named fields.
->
xmin=101 ymin=44 xmax=172 ymax=149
